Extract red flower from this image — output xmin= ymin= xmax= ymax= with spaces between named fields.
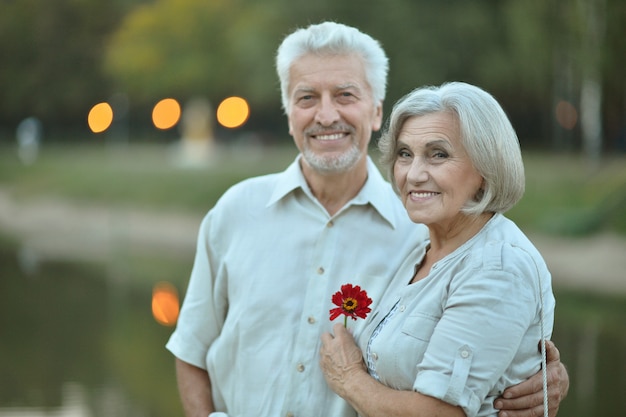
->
xmin=329 ymin=284 xmax=372 ymax=325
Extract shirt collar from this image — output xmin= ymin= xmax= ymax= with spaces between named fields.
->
xmin=266 ymin=155 xmax=309 ymax=206
xmin=267 ymin=155 xmax=399 ymax=228
xmin=354 ymin=157 xmax=399 ymax=228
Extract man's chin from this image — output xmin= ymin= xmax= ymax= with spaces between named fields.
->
xmin=302 ymin=151 xmax=363 ymax=175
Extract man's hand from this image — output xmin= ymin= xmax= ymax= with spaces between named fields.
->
xmin=494 ymin=340 xmax=569 ymax=417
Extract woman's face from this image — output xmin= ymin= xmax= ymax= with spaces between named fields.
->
xmin=393 ymin=111 xmax=484 ymax=231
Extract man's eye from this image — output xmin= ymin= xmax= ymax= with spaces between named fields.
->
xmin=397 ymin=149 xmax=411 ymax=158
xmin=295 ymin=95 xmax=316 ymax=107
xmin=337 ymin=92 xmax=357 ymax=102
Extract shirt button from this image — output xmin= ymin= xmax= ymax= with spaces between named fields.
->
xmin=307 ymin=316 xmax=316 ymax=324
xmin=286 ymin=413 xmax=294 ymax=417
xmin=399 ymin=305 xmax=406 ymax=312
xmin=317 ymin=267 xmax=325 ymax=275
xmin=461 ymin=350 xmax=470 ymax=358
xmin=372 ymin=352 xmax=378 ymax=360
xmin=296 ymin=363 xmax=305 ymax=372
xmin=327 ymin=220 xmax=334 ymax=227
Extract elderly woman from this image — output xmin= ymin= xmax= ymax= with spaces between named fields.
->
xmin=320 ymin=82 xmax=555 ymax=417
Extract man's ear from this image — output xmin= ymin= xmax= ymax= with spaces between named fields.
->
xmin=372 ymin=103 xmax=383 ymax=132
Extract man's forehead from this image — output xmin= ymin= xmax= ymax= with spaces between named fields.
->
xmin=289 ymin=55 xmax=370 ymax=91
xmin=292 ymin=81 xmax=364 ymax=93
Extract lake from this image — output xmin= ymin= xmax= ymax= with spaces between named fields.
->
xmin=1 ymin=239 xmax=624 ymax=416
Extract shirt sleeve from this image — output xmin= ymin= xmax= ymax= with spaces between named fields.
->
xmin=166 ymin=211 xmax=227 ymax=369
xmin=413 ymin=242 xmax=541 ymax=416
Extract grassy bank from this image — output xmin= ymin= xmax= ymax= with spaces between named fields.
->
xmin=1 ymin=142 xmax=625 ymax=236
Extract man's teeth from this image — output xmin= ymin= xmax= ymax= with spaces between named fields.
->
xmin=411 ymin=192 xmax=438 ymax=198
xmin=316 ymin=133 xmax=344 ymax=141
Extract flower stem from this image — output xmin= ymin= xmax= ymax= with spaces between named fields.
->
xmin=344 ymin=315 xmax=347 ymax=328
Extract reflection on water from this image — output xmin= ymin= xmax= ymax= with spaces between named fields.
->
xmin=0 ymin=383 xmax=89 ymax=417
xmin=0 ymin=240 xmax=182 ymax=417
xmin=1 ymin=240 xmax=625 ymax=416
xmin=550 ymin=290 xmax=626 ymax=417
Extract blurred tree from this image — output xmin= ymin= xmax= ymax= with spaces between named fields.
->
xmin=579 ymin=0 xmax=606 ymax=164
xmin=0 ymin=0 xmax=127 ymax=136
xmin=603 ymin=0 xmax=626 ymax=152
xmin=104 ymin=0 xmax=292 ymax=139
xmin=1 ymin=0 xmax=623 ymax=150
xmin=104 ymin=0 xmax=282 ymax=105
xmin=544 ymin=0 xmax=625 ymax=157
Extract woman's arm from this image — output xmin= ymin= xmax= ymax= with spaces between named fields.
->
xmin=320 ymin=324 xmax=465 ymax=417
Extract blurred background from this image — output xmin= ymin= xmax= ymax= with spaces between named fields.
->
xmin=1 ymin=0 xmax=625 ymax=416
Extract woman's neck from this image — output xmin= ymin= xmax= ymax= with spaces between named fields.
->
xmin=427 ymin=212 xmax=494 ymax=262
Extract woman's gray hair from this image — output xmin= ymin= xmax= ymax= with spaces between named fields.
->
xmin=275 ymin=21 xmax=388 ymax=113
xmin=378 ymin=82 xmax=525 ymax=215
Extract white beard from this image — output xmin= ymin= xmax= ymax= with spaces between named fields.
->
xmin=301 ymin=143 xmax=363 ymax=174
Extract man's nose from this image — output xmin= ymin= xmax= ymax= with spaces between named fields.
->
xmin=314 ymin=96 xmax=340 ymax=126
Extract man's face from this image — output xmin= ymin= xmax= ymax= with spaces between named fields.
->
xmin=286 ymin=53 xmax=383 ymax=175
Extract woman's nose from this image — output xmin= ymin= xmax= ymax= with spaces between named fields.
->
xmin=407 ymin=158 xmax=429 ymax=183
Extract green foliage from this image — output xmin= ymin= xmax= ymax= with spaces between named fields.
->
xmin=0 ymin=0 xmax=625 ymax=151
xmin=0 ymin=143 xmax=298 ymax=215
xmin=0 ymin=0 xmax=125 ymax=126
xmin=104 ymin=0 xmax=282 ymax=105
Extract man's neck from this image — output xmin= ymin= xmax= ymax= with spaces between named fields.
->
xmin=301 ymin=158 xmax=369 ymax=216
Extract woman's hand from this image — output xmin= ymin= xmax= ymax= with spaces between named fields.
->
xmin=320 ymin=323 xmax=465 ymax=417
xmin=319 ymin=323 xmax=368 ymax=398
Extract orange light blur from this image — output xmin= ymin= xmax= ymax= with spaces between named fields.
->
xmin=216 ymin=96 xmax=250 ymax=128
xmin=88 ymin=102 xmax=114 ymax=133
xmin=555 ymin=100 xmax=578 ymax=130
xmin=152 ymin=98 xmax=181 ymax=130
xmin=152 ymin=281 xmax=180 ymax=327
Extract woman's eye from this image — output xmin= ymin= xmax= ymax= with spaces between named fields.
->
xmin=432 ymin=150 xmax=448 ymax=159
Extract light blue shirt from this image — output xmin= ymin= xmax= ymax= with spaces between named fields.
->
xmin=166 ymin=156 xmax=427 ymax=417
xmin=361 ymin=213 xmax=555 ymax=417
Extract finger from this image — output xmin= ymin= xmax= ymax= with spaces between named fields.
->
xmin=495 ymin=389 xmax=543 ymax=411
xmin=544 ymin=340 xmax=560 ymax=362
xmin=333 ymin=323 xmax=351 ymax=340
xmin=537 ymin=339 xmax=560 ymax=362
xmin=333 ymin=322 xmax=347 ymax=333
xmin=496 ymin=404 xmax=543 ymax=417
xmin=320 ymin=332 xmax=334 ymax=346
xmin=502 ymin=370 xmax=543 ymax=399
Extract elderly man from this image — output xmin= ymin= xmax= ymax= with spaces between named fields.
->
xmin=167 ymin=21 xmax=568 ymax=417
